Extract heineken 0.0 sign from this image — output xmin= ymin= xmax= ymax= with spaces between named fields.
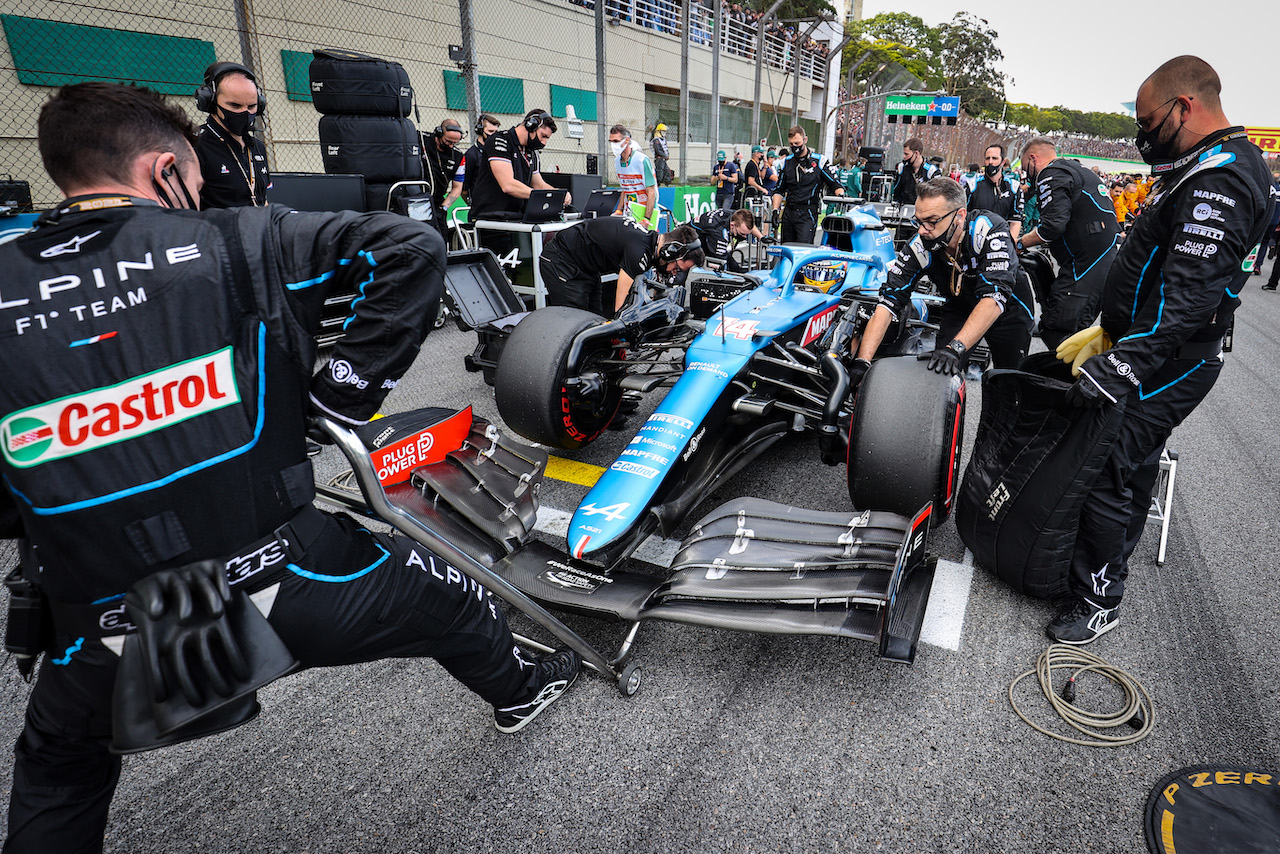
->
xmin=884 ymin=96 xmax=961 ymax=116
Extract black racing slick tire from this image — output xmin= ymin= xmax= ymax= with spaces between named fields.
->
xmin=308 ymin=50 xmax=413 ymax=117
xmin=495 ymin=307 xmax=623 ymax=451
xmin=847 ymin=354 xmax=965 ymax=527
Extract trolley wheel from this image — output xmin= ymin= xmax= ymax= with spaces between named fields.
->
xmin=618 ymin=663 xmax=643 ymax=697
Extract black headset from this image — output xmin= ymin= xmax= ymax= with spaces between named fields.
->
xmin=523 ymin=110 xmax=551 ymax=132
xmin=657 ymin=241 xmax=694 ymax=264
xmin=433 ymin=120 xmax=465 ymax=140
xmin=195 ymin=62 xmax=266 ymax=115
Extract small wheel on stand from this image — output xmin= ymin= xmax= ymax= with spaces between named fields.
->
xmin=618 ymin=662 xmax=643 ymax=697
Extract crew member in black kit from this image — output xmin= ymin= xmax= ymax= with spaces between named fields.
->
xmin=0 ymin=83 xmax=580 ymax=854
xmin=1017 ymin=136 xmax=1120 ymax=348
xmin=540 ymin=220 xmax=703 ymax=315
xmin=1047 ymin=56 xmax=1275 ymax=644
xmin=193 ymin=61 xmax=270 ymax=208
xmin=420 ymin=117 xmax=465 ymax=243
xmin=770 ymin=125 xmax=843 ymax=244
xmin=967 ymin=143 xmax=1023 ymax=241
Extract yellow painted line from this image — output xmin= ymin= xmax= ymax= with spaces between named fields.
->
xmin=545 ymin=455 xmax=606 ymax=487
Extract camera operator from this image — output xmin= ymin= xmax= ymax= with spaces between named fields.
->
xmin=892 ymin=137 xmax=937 ymax=205
xmin=193 ymin=62 xmax=269 ymax=208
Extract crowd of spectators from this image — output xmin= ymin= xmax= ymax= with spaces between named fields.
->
xmin=568 ymin=0 xmax=830 ymax=68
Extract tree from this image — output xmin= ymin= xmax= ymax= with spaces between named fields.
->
xmin=840 ymin=12 xmax=938 ymax=90
xmin=935 ymin=12 xmax=1006 ymax=118
xmin=749 ymin=0 xmax=836 ymax=23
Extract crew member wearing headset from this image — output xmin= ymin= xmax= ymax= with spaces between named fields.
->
xmin=461 ymin=113 xmax=500 ymax=203
xmin=420 ymin=117 xmax=465 ymax=243
xmin=194 ymin=61 xmax=270 ymax=208
xmin=540 ymin=221 xmax=703 ymax=316
xmin=469 ymin=109 xmax=567 ymax=257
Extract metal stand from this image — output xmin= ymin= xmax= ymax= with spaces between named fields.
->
xmin=1146 ymin=447 xmax=1178 ymax=566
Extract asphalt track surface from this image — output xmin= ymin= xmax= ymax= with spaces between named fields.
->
xmin=2 ymin=255 xmax=1279 ymax=853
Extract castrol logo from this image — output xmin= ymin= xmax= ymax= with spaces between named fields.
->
xmin=1 ymin=347 xmax=240 ymax=467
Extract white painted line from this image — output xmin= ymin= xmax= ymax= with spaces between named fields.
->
xmin=535 ymin=506 xmax=973 ymax=651
xmin=919 ymin=550 xmax=973 ymax=651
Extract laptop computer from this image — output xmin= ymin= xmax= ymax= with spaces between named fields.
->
xmin=582 ymin=189 xmax=622 ymax=218
xmin=523 ymin=189 xmax=567 ymax=223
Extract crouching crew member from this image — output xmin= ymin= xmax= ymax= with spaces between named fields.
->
xmin=0 ymin=82 xmax=580 ymax=853
xmin=856 ymin=177 xmax=1034 ymax=381
xmin=695 ymin=208 xmax=766 ymax=272
xmin=541 ymin=220 xmax=703 ymax=316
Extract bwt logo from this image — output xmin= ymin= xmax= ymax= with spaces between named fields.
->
xmin=329 ymin=359 xmax=368 ymax=389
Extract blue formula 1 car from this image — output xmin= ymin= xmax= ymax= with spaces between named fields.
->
xmin=322 ymin=206 xmax=966 ymax=685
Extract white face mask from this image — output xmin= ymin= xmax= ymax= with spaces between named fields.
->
xmin=610 ymin=141 xmax=625 ymax=158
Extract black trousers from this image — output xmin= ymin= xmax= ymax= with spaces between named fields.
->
xmin=1067 ymin=356 xmax=1223 ymax=607
xmin=781 ymin=208 xmax=817 ymax=245
xmin=540 ymin=250 xmax=607 ymax=316
xmin=4 ymin=511 xmax=537 ymax=853
xmin=935 ymin=301 xmax=1034 ymax=370
xmin=1037 ymin=247 xmax=1115 ymax=349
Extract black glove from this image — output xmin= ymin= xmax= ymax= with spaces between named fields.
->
xmin=125 ymin=562 xmax=251 ymax=707
xmin=770 ymin=209 xmax=781 ymax=228
xmin=848 ymin=358 xmax=872 ymax=389
xmin=920 ymin=340 xmax=968 ymax=376
xmin=1064 ymin=377 xmax=1109 ymax=408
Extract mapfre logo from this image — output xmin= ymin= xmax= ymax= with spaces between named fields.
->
xmin=1 ymin=348 xmax=240 ymax=468
xmin=801 ymin=305 xmax=838 ymax=346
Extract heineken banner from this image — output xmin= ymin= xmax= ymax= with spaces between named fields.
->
xmin=884 ymin=96 xmax=961 ymax=117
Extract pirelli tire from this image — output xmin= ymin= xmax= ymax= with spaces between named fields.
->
xmin=494 ymin=307 xmax=622 ymax=451
xmin=308 ymin=50 xmax=413 ymax=117
xmin=319 ymin=115 xmax=423 ymax=184
xmin=846 ymin=354 xmax=965 ymax=527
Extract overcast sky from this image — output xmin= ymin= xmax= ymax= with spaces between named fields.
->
xmin=859 ymin=0 xmax=1275 ymax=129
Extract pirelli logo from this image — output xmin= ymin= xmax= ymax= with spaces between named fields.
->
xmin=1 ymin=348 xmax=240 ymax=468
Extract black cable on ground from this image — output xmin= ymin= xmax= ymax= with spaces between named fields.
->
xmin=1009 ymin=643 xmax=1155 ymax=747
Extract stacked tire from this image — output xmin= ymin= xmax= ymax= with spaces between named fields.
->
xmin=309 ymin=49 xmax=421 ymax=212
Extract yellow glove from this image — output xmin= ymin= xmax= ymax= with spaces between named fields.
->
xmin=1054 ymin=325 xmax=1104 ymax=364
xmin=1070 ymin=330 xmax=1112 ymax=376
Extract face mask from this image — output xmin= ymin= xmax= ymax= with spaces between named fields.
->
xmin=1024 ymin=162 xmax=1038 ymax=186
xmin=526 ymin=134 xmax=545 ymax=152
xmin=984 ymin=164 xmax=1000 ymax=178
xmin=790 ymin=144 xmax=804 ymax=156
xmin=1135 ymin=100 xmax=1182 ymax=166
xmin=218 ymin=108 xmax=255 ymax=137
xmin=610 ymin=141 xmax=625 ymax=157
xmin=921 ymin=213 xmax=960 ymax=253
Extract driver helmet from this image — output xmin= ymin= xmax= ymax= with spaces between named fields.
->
xmin=797 ymin=259 xmax=848 ymax=292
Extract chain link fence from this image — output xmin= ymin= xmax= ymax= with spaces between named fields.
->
xmin=1 ymin=0 xmax=835 ymax=209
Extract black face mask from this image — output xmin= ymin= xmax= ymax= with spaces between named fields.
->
xmin=1024 ymin=162 xmax=1038 ymax=187
xmin=984 ymin=164 xmax=1000 ymax=178
xmin=921 ymin=213 xmax=961 ymax=253
xmin=525 ymin=134 xmax=545 ymax=152
xmin=1135 ymin=100 xmax=1182 ymax=166
xmin=791 ymin=144 xmax=805 ymax=156
xmin=218 ymin=107 xmax=255 ymax=137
